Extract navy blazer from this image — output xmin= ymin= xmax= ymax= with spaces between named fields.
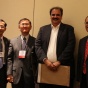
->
xmin=35 ymin=23 xmax=76 ymax=79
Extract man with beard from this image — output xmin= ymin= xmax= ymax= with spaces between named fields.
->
xmin=35 ymin=6 xmax=76 ymax=88
xmin=7 ymin=18 xmax=37 ymax=88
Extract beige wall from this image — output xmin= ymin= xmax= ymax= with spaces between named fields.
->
xmin=0 ymin=0 xmax=88 ymax=52
xmin=0 ymin=0 xmax=88 ymax=88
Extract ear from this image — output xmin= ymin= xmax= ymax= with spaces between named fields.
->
xmin=18 ymin=24 xmax=20 ymax=29
xmin=30 ymin=25 xmax=32 ymax=29
xmin=4 ymin=27 xmax=6 ymax=31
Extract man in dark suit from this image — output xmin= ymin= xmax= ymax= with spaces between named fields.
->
xmin=35 ymin=6 xmax=76 ymax=88
xmin=77 ymin=16 xmax=88 ymax=88
xmin=7 ymin=18 xmax=37 ymax=88
xmin=0 ymin=19 xmax=10 ymax=88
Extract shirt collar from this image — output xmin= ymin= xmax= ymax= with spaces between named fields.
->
xmin=21 ymin=35 xmax=29 ymax=42
xmin=51 ymin=23 xmax=60 ymax=30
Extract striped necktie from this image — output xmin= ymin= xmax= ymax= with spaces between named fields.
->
xmin=22 ymin=37 xmax=26 ymax=50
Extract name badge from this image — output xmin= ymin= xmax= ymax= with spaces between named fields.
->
xmin=0 ymin=52 xmax=4 ymax=57
xmin=19 ymin=50 xmax=26 ymax=59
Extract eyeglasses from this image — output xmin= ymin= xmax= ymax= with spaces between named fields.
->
xmin=51 ymin=14 xmax=60 ymax=16
xmin=20 ymin=23 xmax=30 ymax=26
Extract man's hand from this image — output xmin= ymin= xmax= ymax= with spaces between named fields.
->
xmin=43 ymin=58 xmax=61 ymax=71
xmin=52 ymin=61 xmax=61 ymax=71
xmin=43 ymin=58 xmax=54 ymax=70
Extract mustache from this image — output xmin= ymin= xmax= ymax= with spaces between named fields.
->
xmin=52 ymin=18 xmax=59 ymax=20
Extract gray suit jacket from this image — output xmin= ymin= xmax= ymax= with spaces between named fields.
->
xmin=7 ymin=35 xmax=36 ymax=85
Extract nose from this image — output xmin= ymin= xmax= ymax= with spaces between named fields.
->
xmin=21 ymin=24 xmax=27 ymax=28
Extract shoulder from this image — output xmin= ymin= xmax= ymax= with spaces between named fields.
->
xmin=61 ymin=23 xmax=74 ymax=29
xmin=29 ymin=35 xmax=36 ymax=40
xmin=38 ymin=24 xmax=51 ymax=34
xmin=10 ymin=36 xmax=20 ymax=42
xmin=3 ymin=36 xmax=9 ymax=40
xmin=3 ymin=36 xmax=10 ymax=42
xmin=40 ymin=24 xmax=51 ymax=29
xmin=80 ymin=36 xmax=88 ymax=41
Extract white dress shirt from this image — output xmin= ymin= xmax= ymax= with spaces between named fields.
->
xmin=47 ymin=24 xmax=60 ymax=62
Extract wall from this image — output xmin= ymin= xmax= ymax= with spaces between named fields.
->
xmin=0 ymin=0 xmax=88 ymax=88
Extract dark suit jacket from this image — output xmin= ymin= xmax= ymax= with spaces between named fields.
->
xmin=0 ymin=37 xmax=10 ymax=87
xmin=77 ymin=36 xmax=88 ymax=84
xmin=35 ymin=23 xmax=76 ymax=80
xmin=7 ymin=35 xmax=37 ymax=86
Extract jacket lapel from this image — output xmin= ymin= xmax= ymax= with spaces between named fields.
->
xmin=46 ymin=24 xmax=52 ymax=46
xmin=17 ymin=36 xmax=22 ymax=50
xmin=57 ymin=23 xmax=64 ymax=42
xmin=82 ymin=37 xmax=88 ymax=58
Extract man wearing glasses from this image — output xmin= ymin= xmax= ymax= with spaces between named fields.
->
xmin=7 ymin=18 xmax=37 ymax=88
xmin=0 ymin=19 xmax=10 ymax=88
xmin=77 ymin=16 xmax=88 ymax=88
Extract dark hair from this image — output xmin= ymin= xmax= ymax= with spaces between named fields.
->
xmin=18 ymin=18 xmax=31 ymax=25
xmin=50 ymin=6 xmax=63 ymax=16
xmin=0 ymin=19 xmax=7 ymax=27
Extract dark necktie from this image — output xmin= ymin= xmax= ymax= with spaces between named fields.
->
xmin=22 ymin=37 xmax=26 ymax=50
xmin=0 ymin=38 xmax=3 ymax=68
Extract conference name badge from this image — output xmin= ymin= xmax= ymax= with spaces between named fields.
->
xmin=19 ymin=50 xmax=26 ymax=59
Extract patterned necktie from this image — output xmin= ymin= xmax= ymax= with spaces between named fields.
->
xmin=0 ymin=38 xmax=3 ymax=68
xmin=22 ymin=37 xmax=26 ymax=50
xmin=83 ymin=40 xmax=88 ymax=74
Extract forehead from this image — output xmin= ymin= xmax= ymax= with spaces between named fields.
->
xmin=51 ymin=9 xmax=61 ymax=14
xmin=20 ymin=20 xmax=30 ymax=24
xmin=0 ymin=21 xmax=5 ymax=25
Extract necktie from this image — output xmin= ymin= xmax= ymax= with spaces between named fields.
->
xmin=83 ymin=40 xmax=88 ymax=74
xmin=22 ymin=37 xmax=26 ymax=50
xmin=0 ymin=38 xmax=3 ymax=68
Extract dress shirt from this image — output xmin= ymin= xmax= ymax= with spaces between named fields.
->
xmin=21 ymin=35 xmax=29 ymax=44
xmin=47 ymin=24 xmax=60 ymax=62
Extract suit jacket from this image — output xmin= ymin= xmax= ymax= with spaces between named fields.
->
xmin=35 ymin=23 xmax=76 ymax=80
xmin=0 ymin=37 xmax=10 ymax=87
xmin=3 ymin=37 xmax=10 ymax=65
xmin=77 ymin=36 xmax=88 ymax=84
xmin=7 ymin=35 xmax=37 ymax=85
